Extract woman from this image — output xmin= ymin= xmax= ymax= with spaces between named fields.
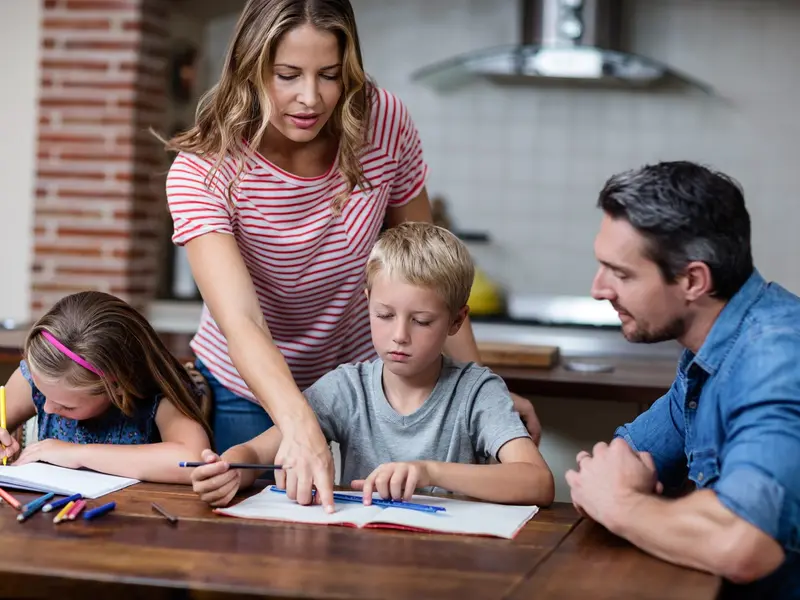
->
xmin=165 ymin=0 xmax=540 ymax=511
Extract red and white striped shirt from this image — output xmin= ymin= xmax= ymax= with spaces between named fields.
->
xmin=166 ymin=87 xmax=429 ymax=401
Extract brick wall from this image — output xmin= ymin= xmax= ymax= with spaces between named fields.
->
xmin=33 ymin=0 xmax=170 ymax=316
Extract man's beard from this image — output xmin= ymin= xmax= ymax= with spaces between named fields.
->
xmin=622 ymin=315 xmax=686 ymax=344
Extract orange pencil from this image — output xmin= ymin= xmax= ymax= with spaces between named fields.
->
xmin=0 ymin=486 xmax=21 ymax=510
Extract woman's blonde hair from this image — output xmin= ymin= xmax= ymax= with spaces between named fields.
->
xmin=24 ymin=291 xmax=213 ymax=444
xmin=366 ymin=222 xmax=475 ymax=316
xmin=163 ymin=0 xmax=372 ymax=213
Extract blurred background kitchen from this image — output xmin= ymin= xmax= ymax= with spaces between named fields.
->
xmin=1 ymin=0 xmax=797 ymax=501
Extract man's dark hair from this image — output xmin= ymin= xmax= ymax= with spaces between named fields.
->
xmin=597 ymin=161 xmax=753 ymax=300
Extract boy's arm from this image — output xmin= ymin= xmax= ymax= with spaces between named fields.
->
xmin=189 ymin=427 xmax=283 ymax=507
xmin=464 ymin=371 xmax=555 ymax=504
xmin=425 ymin=437 xmax=555 ymax=505
xmin=355 ymin=369 xmax=555 ymax=505
xmin=352 ymin=439 xmax=554 ymax=505
xmin=220 ymin=427 xmax=284 ymax=489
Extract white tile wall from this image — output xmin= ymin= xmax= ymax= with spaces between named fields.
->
xmin=351 ymin=0 xmax=800 ymax=297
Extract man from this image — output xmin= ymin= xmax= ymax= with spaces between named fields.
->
xmin=566 ymin=161 xmax=800 ymax=598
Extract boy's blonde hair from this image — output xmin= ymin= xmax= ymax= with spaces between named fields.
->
xmin=366 ymin=222 xmax=475 ymax=315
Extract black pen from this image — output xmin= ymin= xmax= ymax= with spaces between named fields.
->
xmin=178 ymin=461 xmax=283 ymax=470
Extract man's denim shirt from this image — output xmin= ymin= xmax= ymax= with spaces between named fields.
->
xmin=616 ymin=270 xmax=800 ymax=598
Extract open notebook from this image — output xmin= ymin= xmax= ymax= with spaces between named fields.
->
xmin=216 ymin=486 xmax=539 ymax=539
xmin=0 ymin=463 xmax=138 ymax=499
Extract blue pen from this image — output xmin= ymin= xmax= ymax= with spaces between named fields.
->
xmin=373 ymin=498 xmax=446 ymax=513
xmin=268 ymin=486 xmax=445 ymax=514
xmin=84 ymin=501 xmax=116 ymax=521
xmin=42 ymin=493 xmax=82 ymax=513
xmin=17 ymin=492 xmax=56 ymax=522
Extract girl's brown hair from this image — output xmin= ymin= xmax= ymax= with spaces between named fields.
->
xmin=162 ymin=0 xmax=372 ymax=213
xmin=24 ymin=291 xmax=213 ymax=443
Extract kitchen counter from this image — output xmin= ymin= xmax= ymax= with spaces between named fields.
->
xmin=494 ymin=357 xmax=674 ymax=404
xmin=0 ymin=328 xmax=676 ymax=405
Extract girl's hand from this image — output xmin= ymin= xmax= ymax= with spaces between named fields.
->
xmin=190 ymin=449 xmax=241 ymax=507
xmin=15 ymin=439 xmax=84 ymax=468
xmin=0 ymin=428 xmax=20 ymax=462
xmin=351 ymin=461 xmax=432 ymax=504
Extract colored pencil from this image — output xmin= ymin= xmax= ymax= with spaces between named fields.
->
xmin=53 ymin=501 xmax=75 ymax=524
xmin=17 ymin=492 xmax=55 ymax=521
xmin=151 ymin=502 xmax=177 ymax=524
xmin=66 ymin=499 xmax=87 ymax=520
xmin=43 ymin=493 xmax=82 ymax=513
xmin=0 ymin=486 xmax=21 ymax=510
xmin=21 ymin=492 xmax=55 ymax=514
xmin=83 ymin=501 xmax=115 ymax=521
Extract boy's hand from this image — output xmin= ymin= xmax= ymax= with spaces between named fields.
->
xmin=0 ymin=428 xmax=20 ymax=462
xmin=190 ymin=449 xmax=241 ymax=507
xmin=352 ymin=461 xmax=432 ymax=504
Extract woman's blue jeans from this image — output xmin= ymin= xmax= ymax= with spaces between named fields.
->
xmin=194 ymin=359 xmax=274 ymax=455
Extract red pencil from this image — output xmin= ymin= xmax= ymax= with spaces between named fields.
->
xmin=67 ymin=499 xmax=87 ymax=520
xmin=0 ymin=487 xmax=21 ymax=510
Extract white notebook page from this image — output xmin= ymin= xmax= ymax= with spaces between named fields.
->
xmin=0 ymin=463 xmax=138 ymax=499
xmin=217 ymin=487 xmax=538 ymax=539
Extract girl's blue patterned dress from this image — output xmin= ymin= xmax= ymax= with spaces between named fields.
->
xmin=20 ymin=359 xmax=161 ymax=444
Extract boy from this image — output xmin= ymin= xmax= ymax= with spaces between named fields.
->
xmin=191 ymin=222 xmax=555 ymax=508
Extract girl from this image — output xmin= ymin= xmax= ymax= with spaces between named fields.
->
xmin=0 ymin=291 xmax=212 ymax=484
xmin=164 ymin=0 xmax=539 ymax=512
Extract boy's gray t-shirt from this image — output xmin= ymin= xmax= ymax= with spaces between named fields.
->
xmin=303 ymin=357 xmax=530 ymax=485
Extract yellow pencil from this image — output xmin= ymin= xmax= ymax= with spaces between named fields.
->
xmin=53 ymin=500 xmax=75 ymax=524
xmin=1 ymin=385 xmax=7 ymax=466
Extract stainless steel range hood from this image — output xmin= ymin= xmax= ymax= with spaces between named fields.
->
xmin=411 ymin=0 xmax=712 ymax=93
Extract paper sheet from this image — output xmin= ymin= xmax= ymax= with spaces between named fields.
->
xmin=0 ymin=463 xmax=138 ymax=499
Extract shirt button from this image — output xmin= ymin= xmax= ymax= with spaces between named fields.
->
xmin=697 ymin=472 xmax=704 ymax=481
xmin=688 ymin=401 xmax=698 ymax=409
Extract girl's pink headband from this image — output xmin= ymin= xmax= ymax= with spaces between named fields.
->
xmin=40 ymin=330 xmax=104 ymax=378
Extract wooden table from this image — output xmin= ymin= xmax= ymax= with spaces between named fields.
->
xmin=0 ymin=483 xmax=721 ymax=599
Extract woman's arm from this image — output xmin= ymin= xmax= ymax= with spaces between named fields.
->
xmin=184 ymin=232 xmax=335 ymax=510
